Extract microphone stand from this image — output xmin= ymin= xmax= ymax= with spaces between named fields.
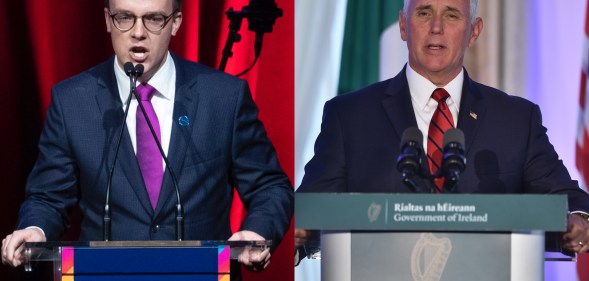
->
xmin=133 ymin=70 xmax=185 ymax=241
xmin=218 ymin=0 xmax=282 ymax=75
xmin=103 ymin=63 xmax=185 ymax=241
xmin=219 ymin=8 xmax=244 ymax=72
xmin=103 ymin=63 xmax=138 ymax=241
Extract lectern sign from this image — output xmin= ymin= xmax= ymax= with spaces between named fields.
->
xmin=295 ymin=193 xmax=567 ymax=281
xmin=295 ymin=193 xmax=567 ymax=231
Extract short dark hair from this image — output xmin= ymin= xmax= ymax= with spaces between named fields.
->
xmin=104 ymin=0 xmax=183 ymax=11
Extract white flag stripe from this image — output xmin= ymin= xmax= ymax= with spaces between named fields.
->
xmin=295 ymin=1 xmax=348 ymax=280
xmin=379 ymin=21 xmax=407 ymax=82
xmin=295 ymin=0 xmax=348 ymax=188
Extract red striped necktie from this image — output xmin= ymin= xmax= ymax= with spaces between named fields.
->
xmin=427 ymin=88 xmax=455 ymax=192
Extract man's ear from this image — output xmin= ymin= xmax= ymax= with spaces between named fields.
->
xmin=399 ymin=10 xmax=408 ymax=42
xmin=104 ymin=8 xmax=112 ymax=33
xmin=171 ymin=12 xmax=182 ymax=36
xmin=468 ymin=17 xmax=483 ymax=47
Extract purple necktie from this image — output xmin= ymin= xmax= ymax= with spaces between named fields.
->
xmin=136 ymin=83 xmax=163 ymax=209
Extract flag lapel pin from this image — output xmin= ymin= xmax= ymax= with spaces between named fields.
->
xmin=469 ymin=111 xmax=478 ymax=120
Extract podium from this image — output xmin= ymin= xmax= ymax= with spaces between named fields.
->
xmin=24 ymin=240 xmax=270 ymax=281
xmin=295 ymin=193 xmax=570 ymax=281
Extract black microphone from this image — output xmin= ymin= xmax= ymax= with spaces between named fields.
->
xmin=397 ymin=127 xmax=424 ymax=192
xmin=132 ymin=64 xmax=144 ymax=78
xmin=124 ymin=62 xmax=134 ymax=77
xmin=244 ymin=0 xmax=283 ymax=34
xmin=131 ymin=64 xmax=184 ymax=241
xmin=219 ymin=0 xmax=282 ymax=75
xmin=441 ymin=128 xmax=466 ymax=192
xmin=103 ymin=62 xmax=141 ymax=241
xmin=245 ymin=0 xmax=283 ymax=57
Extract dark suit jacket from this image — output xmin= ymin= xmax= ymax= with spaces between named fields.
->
xmin=298 ymin=67 xmax=589 ymax=212
xmin=17 ymin=54 xmax=293 ymax=245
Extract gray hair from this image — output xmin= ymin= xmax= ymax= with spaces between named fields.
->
xmin=403 ymin=0 xmax=479 ymax=26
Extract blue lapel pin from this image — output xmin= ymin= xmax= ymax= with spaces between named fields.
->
xmin=178 ymin=115 xmax=190 ymax=126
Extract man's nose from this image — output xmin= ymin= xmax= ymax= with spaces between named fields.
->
xmin=131 ymin=17 xmax=147 ymax=38
xmin=430 ymin=15 xmax=444 ymax=34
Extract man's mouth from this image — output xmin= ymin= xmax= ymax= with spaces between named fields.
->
xmin=130 ymin=47 xmax=148 ymax=60
xmin=428 ymin=44 xmax=444 ymax=50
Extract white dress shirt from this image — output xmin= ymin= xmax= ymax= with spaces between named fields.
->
xmin=114 ymin=52 xmax=176 ymax=166
xmin=406 ymin=65 xmax=463 ymax=152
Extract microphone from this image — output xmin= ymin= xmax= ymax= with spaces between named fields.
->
xmin=219 ymin=0 xmax=282 ymax=75
xmin=239 ymin=0 xmax=282 ymax=76
xmin=124 ymin=62 xmax=134 ymax=77
xmin=245 ymin=0 xmax=283 ymax=57
xmin=131 ymin=64 xmax=184 ymax=241
xmin=244 ymin=0 xmax=283 ymax=34
xmin=441 ymin=128 xmax=467 ymax=192
xmin=103 ymin=62 xmax=142 ymax=241
xmin=397 ymin=127 xmax=424 ymax=192
xmin=133 ymin=64 xmax=144 ymax=78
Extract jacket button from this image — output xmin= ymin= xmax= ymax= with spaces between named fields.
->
xmin=151 ymin=225 xmax=160 ymax=233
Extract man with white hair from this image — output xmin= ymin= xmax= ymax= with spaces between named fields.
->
xmin=297 ymin=0 xmax=589 ymax=256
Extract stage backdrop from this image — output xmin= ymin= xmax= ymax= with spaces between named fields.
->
xmin=0 ymin=1 xmax=294 ymax=280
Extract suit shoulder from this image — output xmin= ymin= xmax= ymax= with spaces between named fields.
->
xmin=474 ymin=81 xmax=536 ymax=110
xmin=52 ymin=58 xmax=111 ymax=94
xmin=173 ymin=55 xmax=246 ymax=87
xmin=327 ymin=79 xmax=392 ymax=109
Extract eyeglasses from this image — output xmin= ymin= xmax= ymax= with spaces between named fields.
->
xmin=108 ymin=10 xmax=179 ymax=32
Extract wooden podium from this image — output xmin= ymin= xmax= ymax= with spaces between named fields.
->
xmin=295 ymin=193 xmax=570 ymax=281
xmin=24 ymin=240 xmax=270 ymax=281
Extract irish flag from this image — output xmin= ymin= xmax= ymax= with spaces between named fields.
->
xmin=338 ymin=0 xmax=406 ymax=94
xmin=295 ymin=1 xmax=407 ymax=280
xmin=296 ymin=0 xmax=407 ymax=188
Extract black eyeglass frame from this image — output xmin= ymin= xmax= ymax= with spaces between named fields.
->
xmin=107 ymin=9 xmax=180 ymax=32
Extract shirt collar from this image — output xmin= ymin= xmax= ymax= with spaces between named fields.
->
xmin=406 ymin=64 xmax=463 ymax=112
xmin=114 ymin=51 xmax=175 ymax=102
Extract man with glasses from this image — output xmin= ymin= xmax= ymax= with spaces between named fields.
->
xmin=1 ymin=0 xmax=294 ymax=278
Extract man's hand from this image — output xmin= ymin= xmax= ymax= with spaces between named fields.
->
xmin=228 ymin=230 xmax=270 ymax=272
xmin=2 ymin=228 xmax=46 ymax=267
xmin=295 ymin=228 xmax=310 ymax=248
xmin=563 ymin=213 xmax=589 ymax=253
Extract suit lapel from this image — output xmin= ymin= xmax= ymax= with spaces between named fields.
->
xmin=381 ymin=67 xmax=419 ymax=137
xmin=95 ymin=57 xmax=154 ymax=216
xmin=457 ymin=70 xmax=486 ymax=156
xmin=381 ymin=67 xmax=432 ymax=192
xmin=154 ymin=55 xmax=200 ymax=217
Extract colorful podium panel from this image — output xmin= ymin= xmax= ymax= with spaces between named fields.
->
xmin=25 ymin=241 xmax=269 ymax=281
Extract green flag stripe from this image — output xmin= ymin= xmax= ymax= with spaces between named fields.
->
xmin=338 ymin=0 xmax=404 ymax=95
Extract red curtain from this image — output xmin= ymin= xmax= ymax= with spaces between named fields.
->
xmin=0 ymin=0 xmax=293 ymax=280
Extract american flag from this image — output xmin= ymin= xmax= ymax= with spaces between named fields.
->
xmin=576 ymin=2 xmax=589 ymax=279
